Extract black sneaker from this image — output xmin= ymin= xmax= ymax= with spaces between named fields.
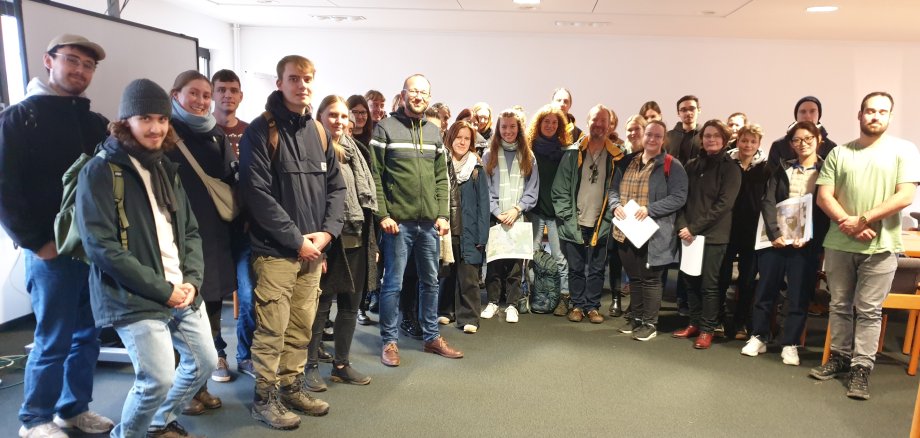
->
xmin=809 ymin=354 xmax=851 ymax=381
xmin=357 ymin=309 xmax=371 ymax=326
xmin=618 ymin=318 xmax=641 ymax=334
xmin=633 ymin=324 xmax=658 ymax=341
xmin=846 ymin=365 xmax=871 ymax=400
xmin=399 ymin=318 xmax=423 ymax=340
xmin=330 ymin=363 xmax=371 ymax=385
xmin=317 ymin=343 xmax=333 ymax=363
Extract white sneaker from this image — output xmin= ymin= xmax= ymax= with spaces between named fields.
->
xmin=782 ymin=345 xmax=800 ymax=366
xmin=463 ymin=324 xmax=478 ymax=334
xmin=54 ymin=411 xmax=114 ymax=434
xmin=19 ymin=422 xmax=67 ymax=438
xmin=437 ymin=316 xmax=450 ymax=325
xmin=505 ymin=306 xmax=519 ymax=323
xmin=741 ymin=336 xmax=766 ymax=357
xmin=480 ymin=302 xmax=499 ymax=319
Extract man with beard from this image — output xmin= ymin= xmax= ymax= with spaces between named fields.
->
xmin=370 ymin=74 xmax=462 ymax=367
xmin=0 ymin=34 xmax=114 ymax=438
xmin=810 ymin=92 xmax=920 ymax=400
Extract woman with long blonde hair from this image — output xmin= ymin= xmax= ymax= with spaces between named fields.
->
xmin=480 ymin=109 xmax=539 ymax=323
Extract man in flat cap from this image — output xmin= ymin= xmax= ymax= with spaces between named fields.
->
xmin=0 ymin=34 xmax=114 ymax=438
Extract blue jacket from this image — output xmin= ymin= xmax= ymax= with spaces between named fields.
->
xmin=449 ymin=162 xmax=490 ymax=265
xmin=609 ymin=152 xmax=688 ymax=267
xmin=76 ymin=137 xmax=204 ymax=327
xmin=239 ymin=91 xmax=346 ymax=258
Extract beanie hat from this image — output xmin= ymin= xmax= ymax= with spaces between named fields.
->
xmin=119 ymin=79 xmax=171 ymax=119
xmin=794 ymin=96 xmax=822 ymax=121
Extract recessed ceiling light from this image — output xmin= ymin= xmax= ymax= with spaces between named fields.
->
xmin=806 ymin=6 xmax=839 ymax=13
xmin=513 ymin=0 xmax=540 ymax=5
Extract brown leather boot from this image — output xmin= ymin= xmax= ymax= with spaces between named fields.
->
xmin=194 ymin=384 xmax=222 ymax=409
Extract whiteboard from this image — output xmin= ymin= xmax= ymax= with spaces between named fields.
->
xmin=17 ymin=0 xmax=199 ymax=120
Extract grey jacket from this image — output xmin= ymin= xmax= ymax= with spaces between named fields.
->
xmin=609 ymin=152 xmax=688 ymax=267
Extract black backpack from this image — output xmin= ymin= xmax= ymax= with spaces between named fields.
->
xmin=528 ymin=248 xmax=561 ymax=314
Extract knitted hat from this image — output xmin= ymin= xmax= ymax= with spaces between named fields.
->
xmin=119 ymin=79 xmax=171 ymax=119
xmin=794 ymin=96 xmax=822 ymax=121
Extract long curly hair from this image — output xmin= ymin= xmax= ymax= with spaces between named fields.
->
xmin=526 ymin=104 xmax=571 ymax=146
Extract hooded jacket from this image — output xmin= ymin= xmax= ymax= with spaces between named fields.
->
xmin=370 ymin=110 xmax=448 ymax=222
xmin=676 ymin=148 xmax=742 ymax=245
xmin=75 ymin=137 xmax=204 ymax=327
xmin=609 ymin=152 xmax=688 ymax=267
xmin=238 ymin=91 xmax=346 ymax=259
xmin=0 ymin=78 xmax=109 ymax=251
xmin=768 ymin=123 xmax=837 ymax=165
xmin=552 ymin=136 xmax=624 ymax=246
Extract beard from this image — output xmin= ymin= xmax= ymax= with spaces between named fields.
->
xmin=860 ymin=121 xmax=887 ymax=137
xmin=405 ymin=101 xmax=427 ymax=117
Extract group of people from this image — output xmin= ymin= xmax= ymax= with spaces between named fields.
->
xmin=1 ymin=33 xmax=918 ymax=438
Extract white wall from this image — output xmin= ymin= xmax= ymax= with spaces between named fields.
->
xmin=236 ymin=27 xmax=920 ymax=149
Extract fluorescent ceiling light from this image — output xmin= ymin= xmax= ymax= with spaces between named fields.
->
xmin=513 ymin=0 xmax=540 ymax=4
xmin=806 ymin=6 xmax=839 ymax=13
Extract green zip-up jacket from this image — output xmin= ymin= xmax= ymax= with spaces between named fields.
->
xmin=370 ymin=111 xmax=448 ymax=222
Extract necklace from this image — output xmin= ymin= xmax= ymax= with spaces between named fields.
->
xmin=586 ymin=149 xmax=603 ymax=183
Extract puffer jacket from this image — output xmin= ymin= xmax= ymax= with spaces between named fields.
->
xmin=239 ymin=91 xmax=346 ymax=258
xmin=609 ymin=152 xmax=688 ymax=267
xmin=76 ymin=137 xmax=204 ymax=327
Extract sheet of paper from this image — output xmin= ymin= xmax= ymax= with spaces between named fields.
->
xmin=612 ymin=200 xmax=660 ymax=248
xmin=486 ymin=222 xmax=534 ymax=263
xmin=680 ymin=235 xmax=706 ymax=276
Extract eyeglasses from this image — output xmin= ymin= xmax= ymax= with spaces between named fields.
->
xmin=678 ymin=106 xmax=698 ymax=113
xmin=50 ymin=52 xmax=97 ymax=71
xmin=351 ymin=110 xmax=368 ymax=116
xmin=791 ymin=135 xmax=816 ymax=146
xmin=404 ymin=89 xmax=430 ymax=98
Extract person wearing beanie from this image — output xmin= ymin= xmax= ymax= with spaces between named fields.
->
xmin=0 ymin=34 xmax=114 ymax=438
xmin=768 ymin=95 xmax=838 ymax=165
xmin=75 ymin=78 xmax=215 ymax=438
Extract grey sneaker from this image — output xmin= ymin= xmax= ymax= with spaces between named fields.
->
xmin=633 ymin=324 xmax=657 ymax=341
xmin=252 ymin=390 xmax=300 ymax=430
xmin=303 ymin=364 xmax=327 ymax=392
xmin=330 ymin=364 xmax=371 ymax=385
xmin=211 ymin=357 xmax=231 ymax=382
xmin=809 ymin=354 xmax=851 ymax=381
xmin=846 ymin=365 xmax=871 ymax=400
xmin=237 ymin=359 xmax=256 ymax=378
xmin=280 ymin=375 xmax=330 ymax=416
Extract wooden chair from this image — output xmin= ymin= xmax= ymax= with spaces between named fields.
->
xmin=821 ymin=261 xmax=920 ymax=375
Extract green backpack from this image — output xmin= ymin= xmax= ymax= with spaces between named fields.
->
xmin=54 ymin=150 xmax=128 ymax=263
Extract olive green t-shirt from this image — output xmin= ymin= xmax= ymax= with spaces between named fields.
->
xmin=816 ymin=136 xmax=920 ymax=254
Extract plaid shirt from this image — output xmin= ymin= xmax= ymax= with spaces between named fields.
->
xmin=613 ymin=155 xmax=655 ymax=243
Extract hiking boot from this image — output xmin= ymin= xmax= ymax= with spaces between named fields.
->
xmin=810 ymin=354 xmax=851 ymax=381
xmin=53 ymin=411 xmax=114 ymax=434
xmin=303 ymin=364 xmax=327 ymax=392
xmin=146 ymin=421 xmax=203 ymax=437
xmin=280 ymin=375 xmax=330 ymax=416
xmin=330 ymin=363 xmax=371 ymax=385
xmin=211 ymin=357 xmax=231 ymax=382
xmin=633 ymin=324 xmax=657 ymax=341
xmin=553 ymin=294 xmax=571 ymax=317
xmin=252 ymin=390 xmax=300 ymax=430
xmin=846 ymin=365 xmax=871 ymax=400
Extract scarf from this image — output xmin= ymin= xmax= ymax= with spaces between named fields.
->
xmin=532 ymin=134 xmax=565 ymax=161
xmin=501 ymin=139 xmax=518 ymax=152
xmin=121 ymin=141 xmax=177 ymax=213
xmin=340 ymin=136 xmax=377 ymax=235
xmin=452 ymin=151 xmax=478 ymax=184
xmin=171 ymin=98 xmax=217 ymax=133
xmin=497 ymin=147 xmax=523 ymax=220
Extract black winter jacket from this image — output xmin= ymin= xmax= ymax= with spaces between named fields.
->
xmin=239 ymin=91 xmax=346 ymax=258
xmin=761 ymin=159 xmax=830 ymax=244
xmin=729 ymin=157 xmax=771 ymax=248
xmin=666 ymin=122 xmax=702 ymax=165
xmin=677 ymin=149 xmax=742 ymax=245
xmin=0 ymin=92 xmax=108 ymax=251
xmin=76 ymin=137 xmax=204 ymax=327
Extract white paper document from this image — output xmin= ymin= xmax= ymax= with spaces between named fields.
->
xmin=486 ymin=222 xmax=534 ymax=263
xmin=680 ymin=235 xmax=706 ymax=276
xmin=754 ymin=194 xmax=813 ymax=250
xmin=612 ymin=200 xmax=660 ymax=247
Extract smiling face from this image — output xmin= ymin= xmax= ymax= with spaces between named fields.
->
xmin=643 ymin=123 xmax=665 ymax=155
xmin=43 ymin=46 xmax=97 ymax=97
xmin=213 ymin=80 xmax=242 ymax=115
xmin=587 ymin=108 xmax=610 ymax=140
xmin=790 ymin=128 xmax=817 ymax=161
xmin=499 ymin=115 xmax=519 ymax=143
xmin=369 ymin=98 xmax=386 ymax=122
xmin=350 ymin=103 xmax=369 ymax=130
xmin=451 ymin=126 xmax=473 ymax=160
xmin=276 ymin=62 xmax=313 ymax=113
xmin=540 ymin=114 xmax=559 ymax=138
xmin=701 ymin=125 xmax=725 ymax=155
xmin=321 ymin=101 xmax=349 ymax=141
xmin=128 ymin=114 xmax=170 ymax=150
xmin=626 ymin=120 xmax=644 ymax=147
xmin=736 ymin=132 xmax=760 ymax=161
xmin=173 ymin=78 xmax=212 ymax=116
xmin=402 ymin=75 xmax=431 ymax=118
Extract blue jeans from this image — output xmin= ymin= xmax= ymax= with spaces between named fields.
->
xmin=233 ymin=233 xmax=255 ymax=363
xmin=563 ymin=227 xmax=608 ymax=312
xmin=112 ymin=306 xmax=217 ymax=438
xmin=379 ymin=221 xmax=440 ymax=343
xmin=19 ymin=251 xmax=100 ymax=428
xmin=751 ymin=243 xmax=819 ymax=345
xmin=528 ymin=213 xmax=569 ymax=294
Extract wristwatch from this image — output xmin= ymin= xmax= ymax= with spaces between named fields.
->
xmin=859 ymin=215 xmax=869 ymax=226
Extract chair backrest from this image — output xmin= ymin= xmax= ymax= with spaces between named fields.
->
xmin=892 ymin=257 xmax=920 ymax=294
